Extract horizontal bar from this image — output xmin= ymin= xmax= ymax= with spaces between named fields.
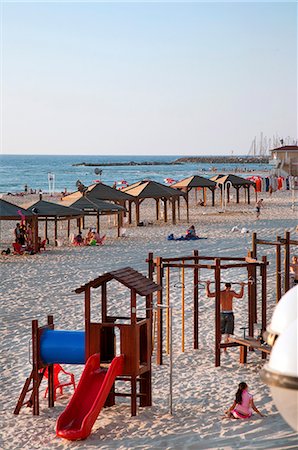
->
xmin=160 ymin=256 xmax=247 ymax=262
xmin=256 ymin=239 xmax=283 ymax=246
xmin=163 ymin=263 xmax=216 ymax=269
xmin=220 ymin=262 xmax=265 ymax=269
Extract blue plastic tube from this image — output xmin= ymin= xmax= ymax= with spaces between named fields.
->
xmin=40 ymin=330 xmax=85 ymax=364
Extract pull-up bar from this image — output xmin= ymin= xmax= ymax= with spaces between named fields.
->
xmin=252 ymin=231 xmax=297 ymax=300
xmin=148 ymin=251 xmax=268 ymax=368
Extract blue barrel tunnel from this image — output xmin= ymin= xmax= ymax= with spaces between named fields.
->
xmin=40 ymin=330 xmax=85 ymax=365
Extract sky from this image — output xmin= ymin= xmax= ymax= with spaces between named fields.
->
xmin=1 ymin=1 xmax=297 ymax=156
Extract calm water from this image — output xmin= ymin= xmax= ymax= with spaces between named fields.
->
xmin=0 ymin=154 xmax=270 ymax=193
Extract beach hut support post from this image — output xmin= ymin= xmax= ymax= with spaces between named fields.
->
xmin=135 ymin=200 xmax=140 ymax=225
xmin=163 ymin=199 xmax=168 ymax=223
xmin=236 ymin=187 xmax=240 ymax=204
xmin=171 ymin=198 xmax=176 ymax=225
xmin=186 ymin=191 xmax=190 ymax=223
xmin=155 ymin=199 xmax=160 ymax=221
xmin=45 ymin=218 xmax=48 ymax=241
xmin=211 ymin=188 xmax=215 ymax=207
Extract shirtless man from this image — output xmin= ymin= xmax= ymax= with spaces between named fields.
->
xmin=206 ymin=281 xmax=245 ymax=346
xmin=290 ymin=255 xmax=298 ymax=287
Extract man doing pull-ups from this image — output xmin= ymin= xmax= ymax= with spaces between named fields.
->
xmin=205 ymin=281 xmax=245 ymax=346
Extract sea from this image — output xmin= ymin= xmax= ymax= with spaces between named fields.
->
xmin=0 ymin=154 xmax=271 ymax=194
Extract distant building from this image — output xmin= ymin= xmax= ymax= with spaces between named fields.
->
xmin=270 ymin=145 xmax=298 ymax=176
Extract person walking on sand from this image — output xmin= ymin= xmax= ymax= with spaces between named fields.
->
xmin=205 ymin=281 xmax=244 ymax=347
xmin=225 ymin=382 xmax=265 ymax=419
xmin=255 ymin=198 xmax=264 ymax=219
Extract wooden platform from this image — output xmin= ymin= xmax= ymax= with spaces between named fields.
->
xmin=227 ymin=336 xmax=271 ymax=364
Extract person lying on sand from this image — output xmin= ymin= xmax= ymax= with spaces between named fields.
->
xmin=225 ymin=381 xmax=265 ymax=419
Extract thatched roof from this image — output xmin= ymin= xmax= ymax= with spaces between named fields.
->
xmin=75 ymin=267 xmax=161 ymax=296
xmin=172 ymin=175 xmax=216 ymax=189
xmin=24 ymin=200 xmax=83 ymax=218
xmin=0 ymin=199 xmax=34 ymax=220
xmin=123 ymin=180 xmax=184 ymax=199
xmin=62 ymin=182 xmax=134 ymax=203
xmin=62 ymin=195 xmax=125 ymax=214
xmin=212 ymin=174 xmax=255 ymax=187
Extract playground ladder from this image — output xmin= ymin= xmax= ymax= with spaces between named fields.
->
xmin=14 ymin=369 xmax=45 ymax=415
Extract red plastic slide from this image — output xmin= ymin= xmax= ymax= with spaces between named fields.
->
xmin=56 ymin=353 xmax=124 ymax=440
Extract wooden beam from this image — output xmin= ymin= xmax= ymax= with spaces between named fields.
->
xmin=156 ymin=256 xmax=163 ymax=365
xmin=276 ymin=235 xmax=282 ymax=302
xmin=193 ymin=250 xmax=199 ymax=350
xmin=284 ymin=231 xmax=290 ymax=293
xmin=215 ymin=259 xmax=221 ymax=367
xmin=47 ymin=315 xmax=54 ymax=408
xmin=84 ymin=287 xmax=91 ymax=361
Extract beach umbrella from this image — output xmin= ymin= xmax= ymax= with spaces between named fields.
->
xmin=123 ymin=180 xmax=185 ymax=225
xmin=0 ymin=199 xmax=39 ymax=252
xmin=172 ymin=175 xmax=217 ymax=216
xmin=24 ymin=199 xmax=83 ymax=246
xmin=62 ymin=195 xmax=126 ymax=237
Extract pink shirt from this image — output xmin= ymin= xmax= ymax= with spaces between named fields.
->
xmin=234 ymin=390 xmax=253 ymax=416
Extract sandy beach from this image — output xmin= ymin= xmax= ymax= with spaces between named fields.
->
xmin=1 ymin=189 xmax=297 ymax=449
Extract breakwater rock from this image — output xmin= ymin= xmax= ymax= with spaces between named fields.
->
xmin=174 ymin=156 xmax=269 ymax=164
xmin=72 ymin=161 xmax=181 ymax=167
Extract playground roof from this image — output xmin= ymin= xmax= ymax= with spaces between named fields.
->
xmin=75 ymin=267 xmax=161 ymax=296
xmin=123 ymin=180 xmax=185 ymax=199
xmin=0 ymin=199 xmax=34 ymax=220
xmin=171 ymin=175 xmax=217 ymax=189
xmin=212 ymin=174 xmax=255 ymax=187
xmin=61 ymin=195 xmax=125 ymax=214
xmin=24 ymin=200 xmax=83 ymax=218
xmin=62 ymin=182 xmax=134 ymax=203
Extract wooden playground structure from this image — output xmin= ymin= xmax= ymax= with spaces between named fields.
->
xmin=147 ymin=251 xmax=268 ymax=367
xmin=252 ymin=231 xmax=298 ymax=301
xmin=15 ymin=268 xmax=161 ymax=419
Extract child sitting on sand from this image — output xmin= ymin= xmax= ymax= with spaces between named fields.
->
xmin=186 ymin=225 xmax=197 ymax=238
xmin=225 ymin=382 xmax=265 ymax=419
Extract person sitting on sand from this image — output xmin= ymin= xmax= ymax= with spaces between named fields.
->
xmin=186 ymin=225 xmax=197 ymax=238
xmin=73 ymin=232 xmax=83 ymax=245
xmin=225 ymin=381 xmax=265 ymax=419
xmin=290 ymin=255 xmax=298 ymax=287
xmin=206 ymin=281 xmax=244 ymax=347
xmin=84 ymin=228 xmax=94 ymax=245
